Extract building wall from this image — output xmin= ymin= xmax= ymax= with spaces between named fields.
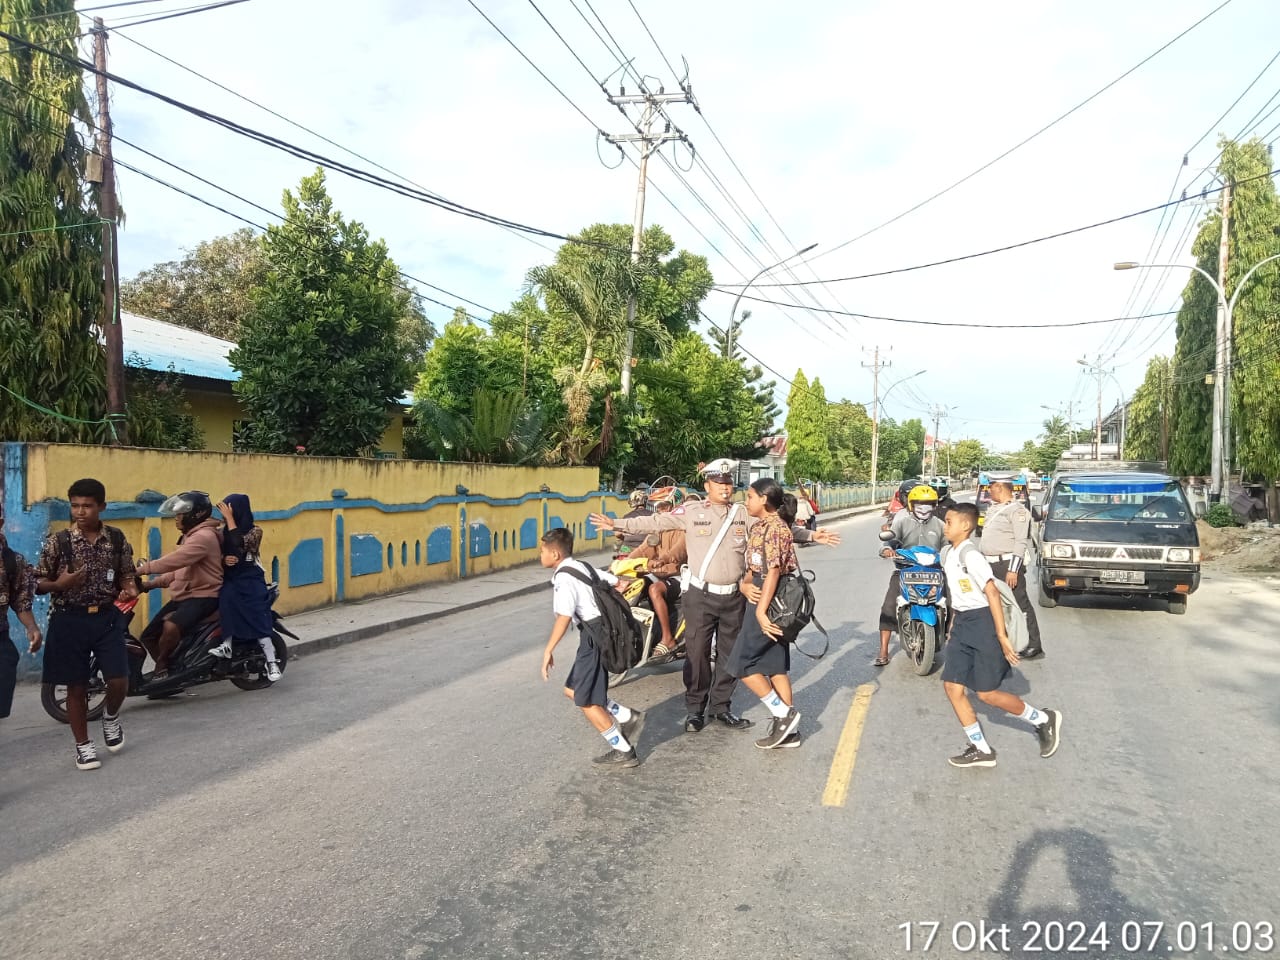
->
xmin=3 ymin=443 xmax=626 ymax=674
xmin=179 ymin=385 xmax=406 ymax=457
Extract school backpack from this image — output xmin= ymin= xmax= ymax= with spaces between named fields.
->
xmin=766 ymin=568 xmax=829 ymax=659
xmin=55 ymin=526 xmax=127 ymax=577
xmin=947 ymin=540 xmax=1030 ymax=653
xmin=554 ymin=564 xmax=642 ymax=674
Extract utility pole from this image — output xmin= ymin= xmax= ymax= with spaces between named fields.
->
xmin=605 ymin=87 xmax=691 ymax=396
xmin=1077 ymin=356 xmax=1117 ymax=459
xmin=92 ymin=19 xmax=127 ymax=444
xmin=1210 ymin=181 xmax=1232 ymax=501
xmin=927 ymin=404 xmax=956 ymax=476
xmin=862 ymin=347 xmax=889 ymax=502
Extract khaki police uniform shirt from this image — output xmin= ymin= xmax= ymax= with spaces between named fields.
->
xmin=980 ymin=499 xmax=1031 ymax=563
xmin=614 ymin=501 xmax=813 ymax=587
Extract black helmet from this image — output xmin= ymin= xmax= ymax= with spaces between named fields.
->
xmin=159 ymin=491 xmax=213 ymax=530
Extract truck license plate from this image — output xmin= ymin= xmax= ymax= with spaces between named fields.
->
xmin=1100 ymin=569 xmax=1145 ymax=584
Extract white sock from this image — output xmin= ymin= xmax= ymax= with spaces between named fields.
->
xmin=601 ymin=722 xmax=632 ymax=753
xmin=963 ymin=721 xmax=993 ymax=754
xmin=761 ymin=689 xmax=790 ymax=719
xmin=607 ymin=699 xmax=633 ymax=723
xmin=258 ymin=637 xmax=276 ymax=663
xmin=1019 ymin=703 xmax=1047 ymax=727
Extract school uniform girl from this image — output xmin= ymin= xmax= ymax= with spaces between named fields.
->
xmin=207 ymin=494 xmax=281 ymax=682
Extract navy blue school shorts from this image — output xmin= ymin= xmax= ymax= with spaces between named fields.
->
xmin=941 ymin=607 xmax=1010 ymax=693
xmin=564 ymin=618 xmax=609 ymax=708
xmin=42 ymin=606 xmax=128 ymax=686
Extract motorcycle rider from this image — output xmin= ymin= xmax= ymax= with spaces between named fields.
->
xmin=134 ymin=491 xmax=224 ymax=679
xmin=875 ymin=484 xmax=946 ymax=666
xmin=614 ymin=487 xmax=652 ymax=554
xmin=621 ymin=494 xmax=687 ymax=659
xmin=932 ymin=477 xmax=959 ymax=521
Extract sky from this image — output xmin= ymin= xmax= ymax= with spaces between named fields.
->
xmin=79 ymin=0 xmax=1280 ymax=451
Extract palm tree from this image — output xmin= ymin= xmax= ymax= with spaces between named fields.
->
xmin=414 ymin=389 xmax=547 ymax=464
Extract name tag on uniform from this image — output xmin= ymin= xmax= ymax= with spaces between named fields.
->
xmin=105 ymin=569 xmax=115 ymax=583
xmin=958 ymin=578 xmax=973 ymax=593
xmin=751 ymin=551 xmax=763 ymax=566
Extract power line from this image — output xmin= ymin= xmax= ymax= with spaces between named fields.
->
xmin=0 ymin=25 xmax=616 ymax=249
xmin=0 ymin=0 xmax=166 ymax=25
xmin=716 ymin=166 xmax=1280 ymax=289
xmin=106 ymin=0 xmax=250 ymax=29
xmin=809 ymin=0 xmax=1239 ymax=262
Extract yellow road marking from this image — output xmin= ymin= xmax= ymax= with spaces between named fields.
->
xmin=821 ymin=683 xmax=877 ymax=808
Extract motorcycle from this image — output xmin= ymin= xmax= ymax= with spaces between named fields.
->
xmin=41 ymin=584 xmax=297 ymax=724
xmin=606 ymin=554 xmax=688 ymax=686
xmin=880 ymin=529 xmax=947 ymax=675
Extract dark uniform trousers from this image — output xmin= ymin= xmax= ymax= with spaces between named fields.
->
xmin=986 ymin=559 xmax=1043 ymax=651
xmin=0 ymin=629 xmax=19 ymax=719
xmin=681 ymin=586 xmax=746 ymax=716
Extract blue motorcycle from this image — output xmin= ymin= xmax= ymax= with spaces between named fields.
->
xmin=889 ymin=543 xmax=947 ymax=675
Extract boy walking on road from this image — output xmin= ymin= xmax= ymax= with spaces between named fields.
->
xmin=539 ymin=528 xmax=644 ymax=769
xmin=940 ymin=504 xmax=1061 ymax=769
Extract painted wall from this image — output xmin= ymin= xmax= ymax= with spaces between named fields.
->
xmin=2 ymin=443 xmax=627 ymax=675
xmin=171 ymin=384 xmax=406 ymax=457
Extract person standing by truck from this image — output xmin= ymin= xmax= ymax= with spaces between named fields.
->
xmin=980 ymin=480 xmax=1044 ymax=659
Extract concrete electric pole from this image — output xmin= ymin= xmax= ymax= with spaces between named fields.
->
xmin=862 ymin=347 xmax=889 ymax=503
xmin=92 ymin=18 xmax=127 ymax=444
xmin=1211 ymin=181 xmax=1232 ymax=500
xmin=605 ymin=87 xmax=692 ymax=397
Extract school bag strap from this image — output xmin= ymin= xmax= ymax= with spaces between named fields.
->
xmin=766 ymin=567 xmax=829 ymax=660
xmin=697 ymin=503 xmax=742 ymax=582
xmin=55 ymin=525 xmax=126 ymax=572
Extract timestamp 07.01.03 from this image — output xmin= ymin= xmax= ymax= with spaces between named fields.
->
xmin=897 ymin=920 xmax=1276 ymax=954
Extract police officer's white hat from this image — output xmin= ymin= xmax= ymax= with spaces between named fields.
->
xmin=700 ymin=457 xmax=737 ymax=484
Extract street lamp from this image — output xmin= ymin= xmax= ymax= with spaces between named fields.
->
xmin=726 ymin=243 xmax=818 ymax=357
xmin=1114 ymin=254 xmax=1280 ymax=498
xmin=871 ymin=369 xmax=926 ymax=502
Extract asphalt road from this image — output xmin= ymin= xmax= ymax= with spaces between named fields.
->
xmin=2 ymin=511 xmax=1277 ymax=960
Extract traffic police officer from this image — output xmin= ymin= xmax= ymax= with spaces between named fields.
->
xmin=590 ymin=459 xmax=839 ymax=733
xmin=980 ymin=479 xmax=1045 ymax=658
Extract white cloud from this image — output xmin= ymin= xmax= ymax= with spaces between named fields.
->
xmin=103 ymin=0 xmax=1280 ymax=449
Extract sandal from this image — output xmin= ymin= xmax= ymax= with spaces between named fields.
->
xmin=652 ymin=643 xmax=672 ymax=660
xmin=872 ymin=656 xmax=890 ymax=667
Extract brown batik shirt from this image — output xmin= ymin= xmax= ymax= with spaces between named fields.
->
xmin=0 ymin=533 xmax=35 ymax=617
xmin=34 ymin=524 xmax=136 ymax=608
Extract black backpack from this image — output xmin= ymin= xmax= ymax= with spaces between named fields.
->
xmin=555 ymin=564 xmax=642 ymax=674
xmin=55 ymin=526 xmax=127 ymax=575
xmin=766 ymin=568 xmax=829 ymax=660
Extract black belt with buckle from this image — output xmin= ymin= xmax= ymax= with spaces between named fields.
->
xmin=55 ymin=603 xmax=111 ymax=615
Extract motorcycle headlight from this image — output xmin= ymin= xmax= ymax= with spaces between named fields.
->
xmin=1168 ymin=548 xmax=1191 ymax=562
xmin=1050 ymin=543 xmax=1074 ymax=559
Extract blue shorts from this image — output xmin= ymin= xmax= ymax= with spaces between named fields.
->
xmin=941 ymin=607 xmax=1009 ymax=693
xmin=564 ymin=618 xmax=609 ymax=708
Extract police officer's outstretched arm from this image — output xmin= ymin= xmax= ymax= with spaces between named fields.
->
xmin=588 ymin=510 xmax=684 ymax=534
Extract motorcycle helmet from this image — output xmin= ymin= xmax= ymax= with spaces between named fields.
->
xmin=628 ymin=488 xmax=649 ymax=509
xmin=906 ymin=484 xmax=938 ymax=521
xmin=159 ymin=491 xmax=213 ymax=531
xmin=932 ymin=477 xmax=951 ymax=497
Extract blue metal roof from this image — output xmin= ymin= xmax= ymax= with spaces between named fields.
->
xmin=122 ymin=311 xmax=237 ymax=382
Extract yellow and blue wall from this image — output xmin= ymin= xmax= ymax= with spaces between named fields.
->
xmin=3 ymin=443 xmax=628 ymax=674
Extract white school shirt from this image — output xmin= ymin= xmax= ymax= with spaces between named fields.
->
xmin=943 ymin=541 xmax=995 ymax=613
xmin=552 ymin=557 xmax=619 ymax=622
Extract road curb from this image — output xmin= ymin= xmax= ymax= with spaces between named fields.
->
xmin=284 ymin=508 xmax=886 ymax=660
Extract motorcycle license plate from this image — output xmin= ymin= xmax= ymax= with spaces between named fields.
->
xmin=1100 ymin=569 xmax=1145 ymax=584
xmin=901 ymin=571 xmax=943 ymax=586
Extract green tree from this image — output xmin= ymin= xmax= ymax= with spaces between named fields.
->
xmin=413 ymin=389 xmax=547 ymax=464
xmin=783 ymin=370 xmax=833 ymax=482
xmin=1219 ymin=139 xmax=1280 ymax=480
xmin=124 ymin=359 xmax=204 ymax=450
xmin=1125 ymin=356 xmax=1173 ymax=462
xmin=949 ymin=438 xmax=987 ymax=475
xmin=0 ymin=0 xmax=107 ymax=442
xmin=230 ymin=169 xmax=412 ymax=456
xmin=625 ymin=333 xmax=775 ymax=481
xmin=826 ymin=400 xmax=874 ymax=481
xmin=121 ymin=228 xmax=264 ymax=340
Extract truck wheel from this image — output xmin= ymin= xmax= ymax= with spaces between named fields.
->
xmin=1167 ymin=594 xmax=1187 ymax=615
xmin=1038 ymin=582 xmax=1058 ymax=608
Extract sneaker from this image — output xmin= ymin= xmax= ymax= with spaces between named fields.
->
xmin=102 ymin=712 xmax=125 ymax=753
xmin=75 ymin=740 xmax=101 ymax=771
xmin=776 ymin=730 xmax=802 ymax=749
xmin=620 ymin=709 xmax=645 ymax=746
xmin=754 ymin=708 xmax=800 ymax=749
xmin=948 ymin=744 xmax=997 ymax=768
xmin=265 ymin=661 xmax=282 ymax=683
xmin=208 ymin=640 xmax=232 ymax=659
xmin=1036 ymin=709 xmax=1062 ymax=758
xmin=592 ymin=747 xmax=640 ymax=768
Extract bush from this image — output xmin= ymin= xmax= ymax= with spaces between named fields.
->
xmin=1205 ymin=503 xmax=1238 ymax=528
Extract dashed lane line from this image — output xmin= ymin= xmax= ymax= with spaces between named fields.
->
xmin=821 ymin=683 xmax=877 ymax=808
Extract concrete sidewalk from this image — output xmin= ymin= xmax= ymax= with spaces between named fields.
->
xmin=284 ymin=501 xmax=884 ymax=657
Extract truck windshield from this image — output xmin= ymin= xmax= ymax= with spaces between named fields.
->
xmin=1048 ymin=480 xmax=1190 ymax=522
